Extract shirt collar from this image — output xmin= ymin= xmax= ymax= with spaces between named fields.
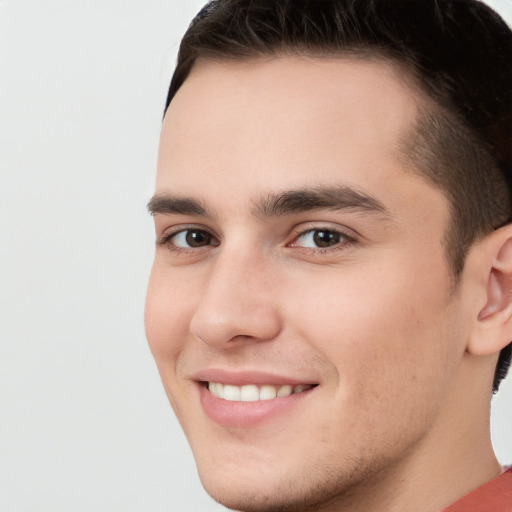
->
xmin=442 ymin=467 xmax=512 ymax=512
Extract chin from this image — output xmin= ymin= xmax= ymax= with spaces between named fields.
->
xmin=200 ymin=477 xmax=332 ymax=512
xmin=195 ymin=456 xmax=367 ymax=512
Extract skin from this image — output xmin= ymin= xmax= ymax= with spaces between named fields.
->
xmin=145 ymin=57 xmax=509 ymax=512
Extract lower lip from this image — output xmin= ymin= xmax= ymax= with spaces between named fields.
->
xmin=198 ymin=384 xmax=314 ymax=428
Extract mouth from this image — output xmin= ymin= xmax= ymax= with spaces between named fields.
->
xmin=197 ymin=377 xmax=319 ymax=427
xmin=194 ymin=370 xmax=320 ymax=427
xmin=206 ymin=382 xmax=316 ymax=402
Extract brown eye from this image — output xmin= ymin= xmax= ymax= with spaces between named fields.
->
xmin=185 ymin=230 xmax=212 ymax=247
xmin=312 ymin=230 xmax=341 ymax=248
xmin=170 ymin=229 xmax=218 ymax=249
xmin=292 ymin=229 xmax=345 ymax=249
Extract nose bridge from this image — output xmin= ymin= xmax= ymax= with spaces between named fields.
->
xmin=189 ymin=245 xmax=281 ymax=347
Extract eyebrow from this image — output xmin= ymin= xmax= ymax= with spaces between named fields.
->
xmin=147 ymin=185 xmax=389 ymax=219
xmin=147 ymin=194 xmax=214 ymax=218
xmin=252 ymin=186 xmax=388 ymax=218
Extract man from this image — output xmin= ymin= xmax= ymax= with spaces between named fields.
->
xmin=145 ymin=1 xmax=512 ymax=510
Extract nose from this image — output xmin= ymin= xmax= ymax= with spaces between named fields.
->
xmin=189 ymin=249 xmax=282 ymax=348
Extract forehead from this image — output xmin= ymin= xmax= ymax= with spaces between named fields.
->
xmin=157 ymin=56 xmax=430 ymax=213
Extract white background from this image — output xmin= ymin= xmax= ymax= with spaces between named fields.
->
xmin=1 ymin=1 xmax=511 ymax=511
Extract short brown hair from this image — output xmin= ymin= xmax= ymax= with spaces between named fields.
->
xmin=164 ymin=0 xmax=512 ymax=391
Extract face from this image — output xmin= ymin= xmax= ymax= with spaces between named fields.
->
xmin=146 ymin=57 xmax=474 ymax=511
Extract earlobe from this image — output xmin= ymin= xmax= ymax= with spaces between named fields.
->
xmin=468 ymin=232 xmax=512 ymax=356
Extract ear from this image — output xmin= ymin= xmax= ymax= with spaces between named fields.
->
xmin=467 ymin=225 xmax=512 ymax=356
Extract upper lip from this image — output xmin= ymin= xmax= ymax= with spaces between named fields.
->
xmin=193 ymin=369 xmax=319 ymax=387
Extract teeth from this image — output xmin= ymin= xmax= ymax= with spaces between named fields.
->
xmin=259 ymin=385 xmax=277 ymax=400
xmin=207 ymin=382 xmax=313 ymax=401
xmin=223 ymin=384 xmax=241 ymax=401
xmin=240 ymin=384 xmax=259 ymax=402
xmin=210 ymin=382 xmax=223 ymax=398
xmin=277 ymin=384 xmax=293 ymax=397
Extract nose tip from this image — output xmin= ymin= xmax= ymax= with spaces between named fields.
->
xmin=189 ymin=262 xmax=282 ymax=348
xmin=190 ymin=299 xmax=282 ymax=348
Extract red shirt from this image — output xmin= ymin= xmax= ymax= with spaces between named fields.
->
xmin=442 ymin=468 xmax=512 ymax=511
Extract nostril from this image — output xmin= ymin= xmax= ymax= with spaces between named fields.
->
xmin=229 ymin=334 xmax=255 ymax=341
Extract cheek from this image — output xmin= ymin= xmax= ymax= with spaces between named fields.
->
xmin=144 ymin=265 xmax=194 ymax=362
xmin=285 ymin=254 xmax=457 ymax=401
xmin=281 ymin=266 xmax=463 ymax=465
xmin=145 ymin=265 xmax=203 ymax=420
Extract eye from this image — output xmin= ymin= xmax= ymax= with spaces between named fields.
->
xmin=163 ymin=228 xmax=219 ymax=250
xmin=290 ymin=228 xmax=350 ymax=249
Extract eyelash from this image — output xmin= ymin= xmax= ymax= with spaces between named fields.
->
xmin=289 ymin=226 xmax=355 ymax=253
xmin=157 ymin=226 xmax=356 ymax=255
xmin=157 ymin=227 xmax=219 ymax=254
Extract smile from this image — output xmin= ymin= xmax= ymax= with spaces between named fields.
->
xmin=198 ymin=376 xmax=319 ymax=427
xmin=207 ymin=382 xmax=315 ymax=401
